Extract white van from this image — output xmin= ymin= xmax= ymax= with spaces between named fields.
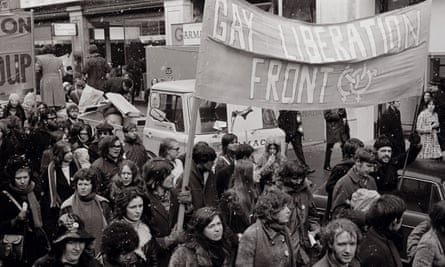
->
xmin=143 ymin=79 xmax=285 ymax=158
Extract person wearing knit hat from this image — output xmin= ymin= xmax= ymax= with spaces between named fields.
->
xmin=33 ymin=213 xmax=101 ymax=267
xmin=371 ymin=134 xmax=422 ymax=193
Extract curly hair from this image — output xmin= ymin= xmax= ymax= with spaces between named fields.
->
xmin=192 ymin=142 xmax=216 ymax=164
xmin=72 ymin=168 xmax=99 ymax=193
xmin=255 ymin=187 xmax=291 ymax=223
xmin=101 ymin=221 xmax=139 ymax=265
xmin=142 ymin=157 xmax=172 ymax=189
xmin=98 ymin=135 xmax=123 ymax=159
xmin=113 ymin=187 xmax=146 ymax=221
xmin=320 ymin=218 xmax=362 ymax=252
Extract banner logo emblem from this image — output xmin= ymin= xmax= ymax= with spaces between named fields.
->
xmin=338 ymin=64 xmax=377 ymax=103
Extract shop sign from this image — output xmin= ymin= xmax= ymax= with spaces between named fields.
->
xmin=52 ymin=23 xmax=76 ymax=36
xmin=172 ymin=23 xmax=202 ymax=46
xmin=0 ymin=11 xmax=34 ymax=95
xmin=20 ymin=0 xmax=80 ymax=8
xmin=195 ymin=0 xmax=431 ymax=111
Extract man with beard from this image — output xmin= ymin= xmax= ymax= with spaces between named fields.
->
xmin=358 ymin=194 xmax=406 ymax=267
xmin=276 ymin=162 xmax=320 ymax=266
xmin=313 ymin=218 xmax=361 ymax=267
xmin=331 ymin=147 xmax=377 ymax=227
xmin=122 ymin=122 xmax=149 ymax=169
xmin=28 ymin=108 xmax=62 ymax=174
xmin=372 ymin=134 xmax=421 ymax=193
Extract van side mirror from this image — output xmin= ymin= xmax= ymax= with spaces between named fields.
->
xmin=150 ymin=108 xmax=169 ymax=122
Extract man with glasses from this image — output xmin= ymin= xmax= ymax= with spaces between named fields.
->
xmin=159 ymin=137 xmax=183 ymax=187
xmin=91 ymin=135 xmax=124 ymax=197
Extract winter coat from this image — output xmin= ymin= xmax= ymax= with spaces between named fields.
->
xmin=407 ymin=220 xmax=431 ymax=262
xmin=176 ymin=161 xmax=219 ymax=210
xmin=324 ymin=109 xmax=349 ymax=144
xmin=0 ymin=187 xmax=49 ymax=267
xmin=169 ymin=241 xmax=234 ymax=267
xmin=279 ymin=183 xmax=319 ymax=266
xmin=371 ymin=143 xmax=421 ymax=193
xmin=123 ymin=136 xmax=149 ymax=170
xmin=331 ymin=168 xmax=377 ymax=226
xmin=313 ymin=253 xmax=360 ymax=267
xmin=358 ymin=228 xmax=402 ymax=267
xmin=324 ymin=159 xmax=355 ymax=221
xmin=83 ymin=53 xmax=111 ymax=90
xmin=145 ymin=190 xmax=180 ymax=267
xmin=35 ymin=54 xmax=65 ymax=107
xmin=236 ymin=220 xmax=295 ymax=267
xmin=278 ymin=110 xmax=303 ymax=142
xmin=412 ymin=229 xmax=445 ymax=267
xmin=214 ymin=153 xmax=235 ymax=197
xmin=91 ymin=156 xmax=122 ymax=198
xmin=380 ymin=106 xmax=406 ymax=157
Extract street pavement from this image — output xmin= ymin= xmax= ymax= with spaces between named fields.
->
xmin=286 ymin=141 xmax=343 ymax=193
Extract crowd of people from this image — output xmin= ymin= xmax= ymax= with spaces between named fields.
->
xmin=0 ymin=88 xmax=444 ymax=267
xmin=1 ymin=56 xmax=445 ymax=266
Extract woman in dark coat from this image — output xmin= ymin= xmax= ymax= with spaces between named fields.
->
xmin=0 ymin=155 xmax=49 ymax=267
xmin=169 ymin=207 xmax=238 ymax=267
xmin=3 ymin=93 xmax=26 ymax=126
xmin=41 ymin=141 xmax=78 ymax=241
xmin=142 ymin=158 xmax=184 ymax=267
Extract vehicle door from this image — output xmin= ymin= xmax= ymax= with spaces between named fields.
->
xmin=395 ymin=175 xmax=444 ymax=261
xmin=144 ymin=91 xmax=188 ymax=155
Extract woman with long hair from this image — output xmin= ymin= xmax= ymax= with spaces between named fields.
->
xmin=70 ymin=123 xmax=95 ymax=169
xmin=0 ymin=155 xmax=49 ymax=267
xmin=417 ymin=98 xmax=442 ymax=159
xmin=169 ymin=207 xmax=238 ymax=267
xmin=220 ymin=159 xmax=258 ymax=235
xmin=60 ymin=168 xmax=112 ymax=255
xmin=113 ymin=187 xmax=159 ymax=266
xmin=215 ymin=133 xmax=238 ymax=197
xmin=109 ymin=160 xmax=145 ymax=206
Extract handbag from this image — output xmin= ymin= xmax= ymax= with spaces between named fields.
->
xmin=0 ymin=191 xmax=25 ymax=261
xmin=0 ymin=235 xmax=24 ymax=260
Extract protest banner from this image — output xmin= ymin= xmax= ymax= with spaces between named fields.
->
xmin=195 ymin=0 xmax=431 ymax=110
xmin=0 ymin=11 xmax=34 ymax=96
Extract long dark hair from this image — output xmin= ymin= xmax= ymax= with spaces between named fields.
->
xmin=228 ymin=159 xmax=257 ymax=220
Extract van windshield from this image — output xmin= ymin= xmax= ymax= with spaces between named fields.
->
xmin=152 ymin=93 xmax=185 ymax=132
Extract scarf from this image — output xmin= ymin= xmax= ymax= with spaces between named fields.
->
xmin=8 ymin=181 xmax=43 ymax=228
xmin=48 ymin=161 xmax=62 ymax=208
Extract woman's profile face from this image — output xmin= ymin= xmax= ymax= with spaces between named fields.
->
xmin=275 ymin=205 xmax=291 ymax=224
xmin=125 ymin=196 xmax=143 ymax=222
xmin=15 ymin=169 xmax=30 ymax=190
xmin=203 ymin=215 xmax=223 ymax=241
xmin=120 ymin=165 xmax=133 ymax=186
